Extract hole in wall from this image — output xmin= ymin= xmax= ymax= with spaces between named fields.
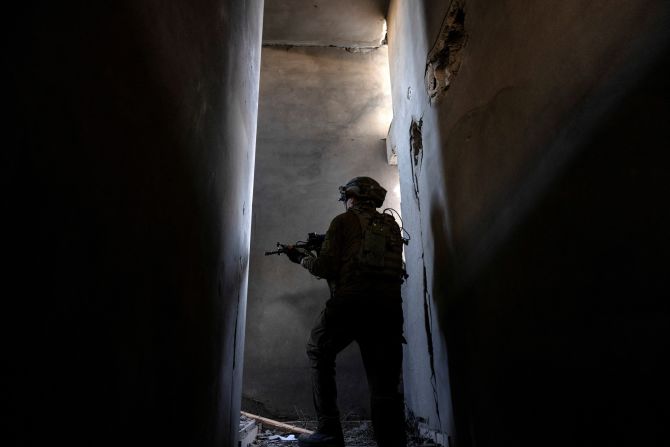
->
xmin=410 ymin=119 xmax=424 ymax=202
xmin=425 ymin=1 xmax=467 ymax=105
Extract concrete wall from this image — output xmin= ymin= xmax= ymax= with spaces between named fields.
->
xmin=387 ymin=0 xmax=670 ymax=445
xmin=4 ymin=1 xmax=263 ymax=446
xmin=244 ymin=45 xmax=399 ymax=419
xmin=263 ymin=0 xmax=389 ymax=48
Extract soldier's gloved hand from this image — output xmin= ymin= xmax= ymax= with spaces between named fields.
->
xmin=285 ymin=246 xmax=304 ymax=264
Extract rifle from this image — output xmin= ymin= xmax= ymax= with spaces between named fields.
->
xmin=264 ymin=232 xmax=326 ymax=256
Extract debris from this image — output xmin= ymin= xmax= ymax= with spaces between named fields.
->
xmin=248 ymin=418 xmax=379 ymax=447
xmin=242 ymin=411 xmax=313 ymax=435
xmin=239 ymin=413 xmax=259 ymax=447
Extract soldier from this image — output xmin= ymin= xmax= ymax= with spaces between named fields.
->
xmin=285 ymin=177 xmax=407 ymax=447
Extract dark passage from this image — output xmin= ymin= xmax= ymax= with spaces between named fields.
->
xmin=4 ymin=1 xmax=670 ymax=447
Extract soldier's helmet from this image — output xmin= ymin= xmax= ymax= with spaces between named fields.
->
xmin=338 ymin=177 xmax=387 ymax=208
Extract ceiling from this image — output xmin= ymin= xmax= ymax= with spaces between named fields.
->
xmin=262 ymin=0 xmax=389 ymax=48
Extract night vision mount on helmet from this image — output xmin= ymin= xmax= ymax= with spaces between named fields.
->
xmin=338 ymin=177 xmax=387 ymax=208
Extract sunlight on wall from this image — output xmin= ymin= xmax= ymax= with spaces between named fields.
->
xmin=374 ymin=21 xmax=394 ymax=139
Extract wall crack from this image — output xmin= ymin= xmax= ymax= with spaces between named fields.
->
xmin=421 ymin=254 xmax=443 ymax=429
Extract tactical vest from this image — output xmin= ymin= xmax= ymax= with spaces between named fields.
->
xmin=351 ymin=208 xmax=406 ymax=282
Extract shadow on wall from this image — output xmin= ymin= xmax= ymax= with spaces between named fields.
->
xmin=425 ymin=10 xmax=670 ymax=447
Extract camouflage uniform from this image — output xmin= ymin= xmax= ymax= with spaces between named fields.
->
xmin=301 ymin=202 xmax=407 ymax=447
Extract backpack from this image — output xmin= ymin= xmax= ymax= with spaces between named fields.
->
xmin=352 ymin=209 xmax=406 ymax=282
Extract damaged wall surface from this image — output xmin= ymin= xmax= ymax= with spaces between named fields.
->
xmin=387 ymin=0 xmax=670 ymax=445
xmin=244 ymin=45 xmax=399 ymax=419
xmin=4 ymin=1 xmax=263 ymax=446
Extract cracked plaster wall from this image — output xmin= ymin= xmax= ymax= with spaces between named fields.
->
xmin=387 ymin=0 xmax=670 ymax=445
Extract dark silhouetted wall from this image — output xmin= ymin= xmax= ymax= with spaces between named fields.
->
xmin=4 ymin=1 xmax=263 ymax=446
xmin=387 ymin=0 xmax=670 ymax=445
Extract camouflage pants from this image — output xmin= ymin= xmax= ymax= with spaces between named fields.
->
xmin=306 ymin=293 xmax=406 ymax=447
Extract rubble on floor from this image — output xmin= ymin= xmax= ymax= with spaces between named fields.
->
xmin=240 ymin=413 xmax=260 ymax=447
xmin=241 ymin=416 xmax=377 ymax=447
xmin=240 ymin=414 xmax=437 ymax=447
